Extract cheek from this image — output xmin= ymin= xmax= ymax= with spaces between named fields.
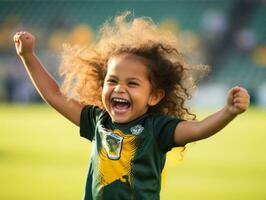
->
xmin=101 ymin=85 xmax=110 ymax=102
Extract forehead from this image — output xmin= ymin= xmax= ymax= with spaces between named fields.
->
xmin=107 ymin=53 xmax=149 ymax=75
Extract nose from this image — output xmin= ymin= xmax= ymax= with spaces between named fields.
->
xmin=114 ymin=85 xmax=126 ymax=93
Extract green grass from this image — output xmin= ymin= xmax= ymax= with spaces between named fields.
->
xmin=0 ymin=104 xmax=266 ymax=200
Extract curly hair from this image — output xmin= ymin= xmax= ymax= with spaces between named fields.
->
xmin=59 ymin=12 xmax=209 ymax=120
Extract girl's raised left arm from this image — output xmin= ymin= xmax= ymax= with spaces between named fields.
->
xmin=174 ymin=86 xmax=250 ymax=146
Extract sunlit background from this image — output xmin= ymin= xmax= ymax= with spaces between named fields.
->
xmin=0 ymin=0 xmax=266 ymax=199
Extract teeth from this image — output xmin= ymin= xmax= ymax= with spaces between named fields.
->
xmin=112 ymin=98 xmax=129 ymax=103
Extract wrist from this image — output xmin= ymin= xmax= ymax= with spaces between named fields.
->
xmin=19 ymin=52 xmax=35 ymax=60
xmin=223 ymin=105 xmax=238 ymax=119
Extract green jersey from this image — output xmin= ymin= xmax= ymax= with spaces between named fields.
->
xmin=80 ymin=105 xmax=183 ymax=200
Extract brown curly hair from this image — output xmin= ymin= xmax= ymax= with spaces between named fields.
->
xmin=59 ymin=12 xmax=209 ymax=120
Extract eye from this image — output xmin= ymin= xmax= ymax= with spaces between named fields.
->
xmin=128 ymin=81 xmax=139 ymax=87
xmin=106 ymin=78 xmax=117 ymax=85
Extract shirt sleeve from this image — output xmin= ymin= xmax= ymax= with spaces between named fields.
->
xmin=152 ymin=114 xmax=184 ymax=153
xmin=79 ymin=105 xmax=102 ymax=141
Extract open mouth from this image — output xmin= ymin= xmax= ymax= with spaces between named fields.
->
xmin=111 ymin=97 xmax=131 ymax=112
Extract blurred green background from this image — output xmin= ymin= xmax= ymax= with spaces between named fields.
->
xmin=1 ymin=104 xmax=265 ymax=199
xmin=0 ymin=0 xmax=266 ymax=199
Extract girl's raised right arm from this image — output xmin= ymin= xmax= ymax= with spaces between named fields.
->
xmin=13 ymin=32 xmax=83 ymax=126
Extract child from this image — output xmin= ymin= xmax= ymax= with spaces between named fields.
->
xmin=13 ymin=13 xmax=249 ymax=200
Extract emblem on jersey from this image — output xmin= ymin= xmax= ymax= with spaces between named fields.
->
xmin=100 ymin=126 xmax=123 ymax=160
xmin=130 ymin=124 xmax=144 ymax=136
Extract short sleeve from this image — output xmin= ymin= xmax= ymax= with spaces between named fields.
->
xmin=80 ymin=105 xmax=102 ymax=141
xmin=152 ymin=114 xmax=184 ymax=153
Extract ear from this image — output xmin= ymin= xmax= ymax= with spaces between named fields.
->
xmin=148 ymin=89 xmax=165 ymax=106
xmin=99 ymin=86 xmax=103 ymax=93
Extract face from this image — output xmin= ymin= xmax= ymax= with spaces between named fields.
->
xmin=102 ymin=54 xmax=162 ymax=123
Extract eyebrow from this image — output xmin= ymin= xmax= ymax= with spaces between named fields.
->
xmin=107 ymin=75 xmax=143 ymax=83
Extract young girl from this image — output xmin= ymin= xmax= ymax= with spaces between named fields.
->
xmin=13 ymin=13 xmax=249 ymax=200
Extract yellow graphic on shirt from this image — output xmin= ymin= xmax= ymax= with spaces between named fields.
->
xmin=98 ymin=128 xmax=137 ymax=187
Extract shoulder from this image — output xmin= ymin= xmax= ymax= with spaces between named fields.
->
xmin=141 ymin=112 xmax=184 ymax=137
xmin=145 ymin=113 xmax=184 ymax=153
xmin=80 ymin=105 xmax=109 ymax=128
xmin=80 ymin=105 xmax=109 ymax=141
xmin=81 ymin=105 xmax=106 ymax=118
xmin=148 ymin=112 xmax=183 ymax=127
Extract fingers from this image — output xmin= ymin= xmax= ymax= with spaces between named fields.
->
xmin=231 ymin=86 xmax=241 ymax=94
xmin=233 ymin=87 xmax=249 ymax=100
xmin=235 ymin=103 xmax=249 ymax=110
xmin=232 ymin=102 xmax=249 ymax=114
xmin=13 ymin=33 xmax=20 ymax=43
xmin=230 ymin=86 xmax=250 ymax=113
xmin=13 ymin=31 xmax=32 ymax=43
xmin=14 ymin=32 xmax=23 ymax=43
xmin=13 ymin=31 xmax=35 ymax=56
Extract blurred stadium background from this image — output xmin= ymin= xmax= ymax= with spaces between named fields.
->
xmin=0 ymin=0 xmax=266 ymax=199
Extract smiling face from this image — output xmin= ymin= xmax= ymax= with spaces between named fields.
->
xmin=102 ymin=53 xmax=164 ymax=124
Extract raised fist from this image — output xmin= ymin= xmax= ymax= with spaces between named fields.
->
xmin=13 ymin=31 xmax=35 ymax=56
xmin=227 ymin=86 xmax=250 ymax=115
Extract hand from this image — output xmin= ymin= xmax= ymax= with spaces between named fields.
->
xmin=226 ymin=86 xmax=250 ymax=115
xmin=13 ymin=31 xmax=35 ymax=57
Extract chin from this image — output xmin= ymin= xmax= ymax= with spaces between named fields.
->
xmin=111 ymin=116 xmax=131 ymax=124
xmin=108 ymin=108 xmax=132 ymax=124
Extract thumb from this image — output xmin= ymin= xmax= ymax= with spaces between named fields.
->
xmin=227 ymin=86 xmax=240 ymax=105
xmin=230 ymin=86 xmax=241 ymax=95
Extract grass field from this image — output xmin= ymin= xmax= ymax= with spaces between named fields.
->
xmin=0 ymin=104 xmax=265 ymax=200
